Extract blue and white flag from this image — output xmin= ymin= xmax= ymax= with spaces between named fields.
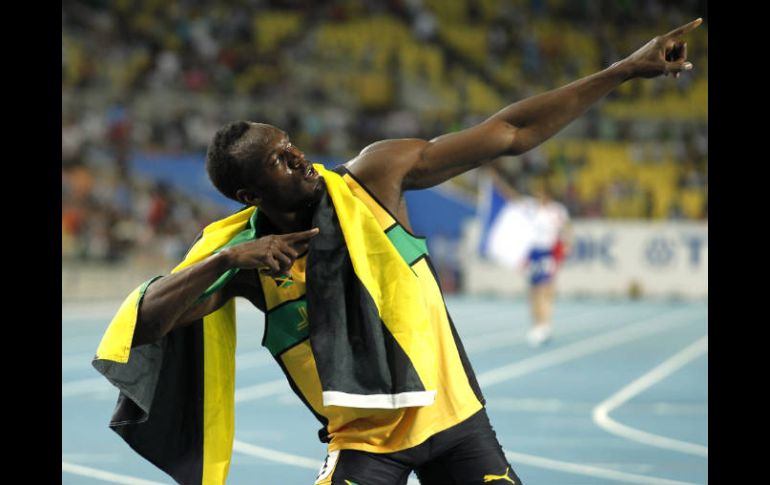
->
xmin=477 ymin=176 xmax=536 ymax=270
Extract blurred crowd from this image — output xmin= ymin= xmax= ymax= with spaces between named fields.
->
xmin=62 ymin=0 xmax=707 ymax=266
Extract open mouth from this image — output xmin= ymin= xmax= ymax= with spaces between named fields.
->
xmin=305 ymin=165 xmax=317 ymax=179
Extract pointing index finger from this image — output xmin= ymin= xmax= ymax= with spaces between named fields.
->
xmin=665 ymin=18 xmax=703 ymax=38
xmin=283 ymin=227 xmax=320 ymax=242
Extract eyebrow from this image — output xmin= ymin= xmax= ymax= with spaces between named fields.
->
xmin=262 ymin=134 xmax=290 ymax=165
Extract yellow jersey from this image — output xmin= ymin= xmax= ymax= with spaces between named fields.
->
xmin=256 ymin=168 xmax=484 ymax=454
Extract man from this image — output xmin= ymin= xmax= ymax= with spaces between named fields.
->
xmin=483 ymin=168 xmax=572 ymax=347
xmin=521 ymin=177 xmax=572 ymax=347
xmin=94 ymin=19 xmax=702 ymax=485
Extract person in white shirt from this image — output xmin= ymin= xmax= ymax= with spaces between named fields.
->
xmin=483 ymin=167 xmax=572 ymax=347
xmin=522 ymin=177 xmax=572 ymax=347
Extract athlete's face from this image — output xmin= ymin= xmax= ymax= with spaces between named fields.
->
xmin=236 ymin=123 xmax=323 ymax=211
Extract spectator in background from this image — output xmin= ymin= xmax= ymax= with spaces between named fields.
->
xmin=643 ymin=188 xmax=655 ymax=219
xmin=667 ymin=199 xmax=685 ymax=220
xmin=63 ymin=1 xmax=707 ymax=226
xmin=147 ymin=182 xmax=172 ymax=235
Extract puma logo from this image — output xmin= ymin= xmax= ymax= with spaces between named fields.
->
xmin=483 ymin=467 xmax=517 ymax=483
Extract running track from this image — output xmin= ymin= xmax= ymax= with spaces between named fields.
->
xmin=62 ymin=296 xmax=707 ymax=485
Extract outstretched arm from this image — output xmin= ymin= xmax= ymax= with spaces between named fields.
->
xmin=349 ymin=18 xmax=702 ymax=192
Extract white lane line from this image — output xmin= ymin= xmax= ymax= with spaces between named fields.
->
xmin=464 ymin=305 xmax=634 ymax=352
xmin=234 ymin=379 xmax=291 ymax=403
xmin=477 ymin=309 xmax=696 ymax=388
xmin=592 ymin=335 xmax=708 ymax=457
xmin=61 ymin=453 xmax=122 ymax=463
xmin=503 ymin=450 xmax=700 ymax=485
xmin=232 ymin=440 xmax=320 ymax=469
xmin=61 ymin=461 xmax=170 ymax=485
xmin=62 ymin=377 xmax=111 ymax=398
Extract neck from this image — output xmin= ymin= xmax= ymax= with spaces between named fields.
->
xmin=258 ymin=204 xmax=315 ymax=234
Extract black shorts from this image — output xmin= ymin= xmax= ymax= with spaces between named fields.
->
xmin=315 ymin=408 xmax=522 ymax=485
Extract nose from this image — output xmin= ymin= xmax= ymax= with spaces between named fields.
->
xmin=288 ymin=148 xmax=306 ymax=169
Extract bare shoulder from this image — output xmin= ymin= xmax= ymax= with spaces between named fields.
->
xmin=343 ymin=138 xmax=427 ymax=203
xmin=359 ymin=138 xmax=427 ymax=155
xmin=347 ymin=138 xmax=428 ymax=173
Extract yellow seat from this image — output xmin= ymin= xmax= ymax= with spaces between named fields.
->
xmin=679 ymin=189 xmax=706 ymax=219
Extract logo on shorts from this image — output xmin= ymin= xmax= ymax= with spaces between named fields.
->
xmin=314 ymin=450 xmax=339 ymax=483
xmin=483 ymin=466 xmax=517 ymax=484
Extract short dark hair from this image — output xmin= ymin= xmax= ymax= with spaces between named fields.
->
xmin=205 ymin=121 xmax=252 ymax=201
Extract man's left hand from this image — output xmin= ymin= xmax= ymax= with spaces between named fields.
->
xmin=616 ymin=18 xmax=703 ymax=80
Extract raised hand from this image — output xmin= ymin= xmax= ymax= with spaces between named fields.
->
xmin=223 ymin=227 xmax=320 ymax=276
xmin=619 ymin=18 xmax=703 ymax=79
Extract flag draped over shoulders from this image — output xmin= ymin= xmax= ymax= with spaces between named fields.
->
xmin=307 ymin=165 xmax=438 ymax=408
xmin=92 ymin=206 xmax=257 ymax=485
xmin=92 ymin=164 xmax=440 ymax=485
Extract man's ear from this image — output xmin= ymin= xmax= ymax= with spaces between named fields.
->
xmin=235 ymin=188 xmax=261 ymax=207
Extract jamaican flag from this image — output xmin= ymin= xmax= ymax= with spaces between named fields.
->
xmin=92 ymin=164 xmax=438 ymax=485
xmin=92 ymin=205 xmax=257 ymax=485
xmin=307 ymin=165 xmax=438 ymax=408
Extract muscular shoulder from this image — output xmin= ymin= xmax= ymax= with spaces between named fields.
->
xmin=343 ymin=138 xmax=428 ymax=206
xmin=346 ymin=138 xmax=427 ymax=183
xmin=358 ymin=138 xmax=427 ymax=156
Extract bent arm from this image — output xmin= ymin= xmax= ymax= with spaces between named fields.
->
xmin=132 ymin=252 xmax=235 ymax=347
xmin=131 ymin=227 xmax=319 ymax=347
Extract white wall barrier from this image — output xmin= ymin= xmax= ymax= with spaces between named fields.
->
xmin=460 ymin=220 xmax=707 ymax=298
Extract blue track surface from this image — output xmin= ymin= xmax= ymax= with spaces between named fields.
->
xmin=62 ymin=296 xmax=707 ymax=485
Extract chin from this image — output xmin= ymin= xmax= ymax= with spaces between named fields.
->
xmin=308 ymin=189 xmax=325 ymax=207
xmin=310 ymin=178 xmax=325 ymax=196
xmin=290 ymin=184 xmax=325 ymax=211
